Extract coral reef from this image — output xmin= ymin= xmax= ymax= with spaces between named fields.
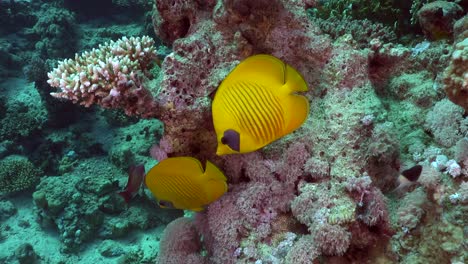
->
xmin=147 ymin=0 xmax=466 ymax=262
xmin=1 ymin=0 xmax=467 ymax=263
xmin=0 ymin=200 xmax=17 ymax=222
xmin=32 ymin=157 xmax=181 ymax=252
xmin=0 ymin=155 xmax=42 ymax=195
xmin=156 ymin=217 xmax=205 ymax=264
xmin=424 ymin=98 xmax=468 ymax=148
xmin=453 ymin=15 xmax=468 ymax=42
xmin=417 ymin=1 xmax=464 ymax=40
xmin=107 ymin=119 xmax=163 ymax=170
xmin=444 ymin=37 xmax=468 ymax=110
xmin=0 ymin=79 xmax=48 ymax=141
xmin=30 ymin=5 xmax=78 ymax=58
xmin=14 ymin=243 xmax=39 ymax=264
xmin=310 ymin=17 xmax=397 ymax=49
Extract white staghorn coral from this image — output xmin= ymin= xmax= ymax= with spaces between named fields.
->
xmin=47 ymin=36 xmax=159 ymax=117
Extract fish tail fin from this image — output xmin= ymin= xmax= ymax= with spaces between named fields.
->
xmin=282 ymin=93 xmax=309 ymax=134
xmin=204 ymin=160 xmax=227 ymax=181
xmin=282 ymin=64 xmax=309 ymax=93
xmin=203 ymin=161 xmax=228 ymax=201
xmin=118 ymin=191 xmax=132 ymax=203
xmin=118 ymin=164 xmax=145 ymax=203
xmin=204 ymin=180 xmax=228 ymax=202
xmin=280 ymin=65 xmax=309 ymax=134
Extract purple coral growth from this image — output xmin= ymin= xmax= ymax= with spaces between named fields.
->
xmin=157 ymin=217 xmax=205 ymax=264
xmin=314 ymin=224 xmax=351 ymax=256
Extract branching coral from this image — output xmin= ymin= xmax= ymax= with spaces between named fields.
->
xmin=47 ymin=36 xmax=159 ymax=117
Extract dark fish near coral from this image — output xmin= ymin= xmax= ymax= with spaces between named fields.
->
xmin=145 ymin=157 xmax=228 ymax=211
xmin=392 ymin=165 xmax=423 ymax=194
xmin=118 ymin=164 xmax=145 ymax=203
xmin=401 ymin=165 xmax=422 ymax=182
xmin=212 ymin=54 xmax=309 ymax=155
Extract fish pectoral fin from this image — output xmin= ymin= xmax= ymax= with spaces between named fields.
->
xmin=282 ymin=94 xmax=309 ymax=135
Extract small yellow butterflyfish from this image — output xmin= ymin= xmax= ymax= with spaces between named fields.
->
xmin=144 ymin=157 xmax=227 ymax=211
xmin=212 ymin=54 xmax=309 ymax=155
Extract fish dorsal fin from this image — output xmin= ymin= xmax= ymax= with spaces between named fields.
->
xmin=219 ymin=54 xmax=286 ymax=92
xmin=201 ymin=160 xmax=228 ymax=202
xmin=146 ymin=157 xmax=202 ymax=180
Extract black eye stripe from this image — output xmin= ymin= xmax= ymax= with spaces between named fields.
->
xmin=223 ymin=129 xmax=240 ymax=151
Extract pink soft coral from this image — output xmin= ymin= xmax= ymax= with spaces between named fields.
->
xmin=156 ymin=217 xmax=205 ymax=264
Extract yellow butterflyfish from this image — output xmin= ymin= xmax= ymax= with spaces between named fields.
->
xmin=145 ymin=157 xmax=227 ymax=211
xmin=212 ymin=54 xmax=309 ymax=155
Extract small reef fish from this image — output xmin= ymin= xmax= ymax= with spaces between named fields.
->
xmin=145 ymin=157 xmax=228 ymax=211
xmin=392 ymin=165 xmax=423 ymax=194
xmin=118 ymin=164 xmax=146 ymax=203
xmin=212 ymin=54 xmax=309 ymax=155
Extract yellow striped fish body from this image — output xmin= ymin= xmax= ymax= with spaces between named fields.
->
xmin=212 ymin=54 xmax=309 ymax=155
xmin=145 ymin=157 xmax=227 ymax=211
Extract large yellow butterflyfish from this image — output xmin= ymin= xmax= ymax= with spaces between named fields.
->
xmin=212 ymin=54 xmax=309 ymax=155
xmin=145 ymin=157 xmax=227 ymax=211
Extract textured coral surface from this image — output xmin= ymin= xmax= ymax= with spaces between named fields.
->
xmin=0 ymin=0 xmax=467 ymax=263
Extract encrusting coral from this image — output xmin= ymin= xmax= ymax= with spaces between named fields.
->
xmin=424 ymin=98 xmax=468 ymax=148
xmin=0 ymin=155 xmax=41 ymax=194
xmin=156 ymin=217 xmax=204 ymax=264
xmin=444 ymin=37 xmax=468 ymax=111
